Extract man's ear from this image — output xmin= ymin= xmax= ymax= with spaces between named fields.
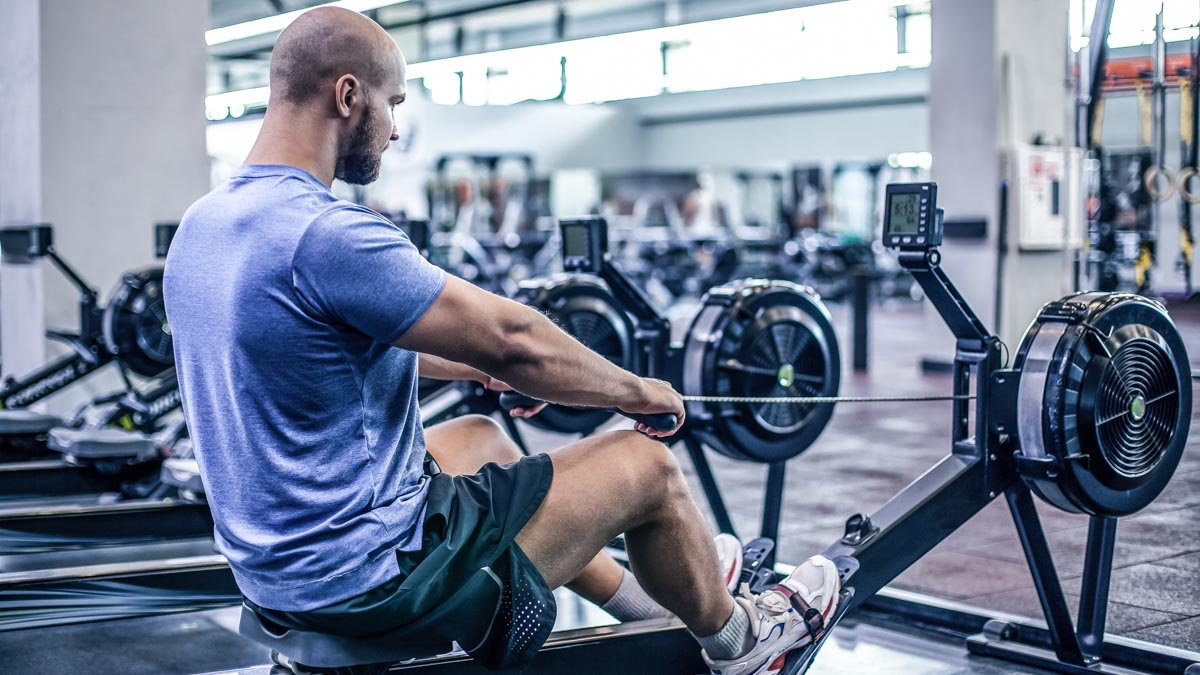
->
xmin=334 ymin=74 xmax=360 ymax=118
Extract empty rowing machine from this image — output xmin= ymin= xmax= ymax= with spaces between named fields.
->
xmin=774 ymin=182 xmax=1193 ymax=674
xmin=501 ymin=215 xmax=842 ymax=545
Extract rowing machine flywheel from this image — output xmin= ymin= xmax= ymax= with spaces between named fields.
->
xmin=515 ymin=274 xmax=636 ymax=435
xmin=103 ymin=267 xmax=175 ymax=378
xmin=1014 ymin=293 xmax=1192 ymax=517
xmin=682 ymin=279 xmax=840 ymax=463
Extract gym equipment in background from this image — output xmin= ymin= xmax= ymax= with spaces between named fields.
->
xmin=501 ymin=215 xmax=841 ymax=547
xmin=0 ymin=225 xmax=176 ymax=460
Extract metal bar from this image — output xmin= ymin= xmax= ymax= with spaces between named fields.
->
xmin=852 ymin=268 xmax=870 ymax=372
xmin=0 ymin=352 xmax=96 ymax=409
xmin=761 ymin=462 xmax=786 ymax=557
xmin=0 ymin=460 xmax=121 ymax=500
xmin=44 ymin=251 xmax=97 ymax=301
xmin=0 ymin=501 xmax=212 ymax=551
xmin=1004 ymin=485 xmax=1088 ymax=666
xmin=1085 ymin=0 xmax=1117 ymax=149
xmin=1076 ymin=516 xmax=1117 ymax=659
xmin=821 ymin=452 xmax=995 ymax=612
xmin=681 ymin=438 xmax=736 ymax=537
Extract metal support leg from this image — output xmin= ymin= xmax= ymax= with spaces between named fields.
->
xmin=761 ymin=462 xmax=787 ymax=563
xmin=1005 ymin=485 xmax=1088 ymax=666
xmin=852 ymin=268 xmax=870 ymax=372
xmin=682 ymin=438 xmax=736 ymax=537
xmin=1076 ymin=516 xmax=1117 ymax=659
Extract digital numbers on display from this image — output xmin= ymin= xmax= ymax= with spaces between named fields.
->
xmin=889 ymin=194 xmax=921 ymax=235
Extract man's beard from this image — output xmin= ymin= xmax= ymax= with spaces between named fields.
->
xmin=334 ymin=113 xmax=382 ymax=185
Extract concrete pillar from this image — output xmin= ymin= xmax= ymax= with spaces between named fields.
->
xmin=926 ymin=0 xmax=1071 ymax=362
xmin=0 ymin=0 xmax=208 ymax=397
xmin=0 ymin=0 xmax=46 ymax=376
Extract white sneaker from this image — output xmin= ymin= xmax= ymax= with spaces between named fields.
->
xmin=714 ymin=533 xmax=744 ymax=593
xmin=703 ymin=554 xmax=841 ymax=675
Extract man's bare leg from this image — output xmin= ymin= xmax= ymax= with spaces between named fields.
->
xmin=424 ymin=415 xmax=627 ymax=604
xmin=513 ymin=430 xmax=734 ymax=636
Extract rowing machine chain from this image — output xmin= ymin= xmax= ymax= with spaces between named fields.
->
xmin=681 ymin=394 xmax=975 ymax=404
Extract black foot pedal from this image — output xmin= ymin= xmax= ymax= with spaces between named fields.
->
xmin=740 ymin=538 xmax=777 ymax=593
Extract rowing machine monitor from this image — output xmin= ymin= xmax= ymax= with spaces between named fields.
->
xmin=0 ymin=224 xmax=54 ymax=261
xmin=560 ymin=217 xmax=608 ymax=274
xmin=882 ymin=182 xmax=942 ymax=250
xmin=154 ymin=222 xmax=178 ymax=259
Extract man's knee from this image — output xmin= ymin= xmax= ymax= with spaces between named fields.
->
xmin=602 ymin=430 xmax=688 ymax=502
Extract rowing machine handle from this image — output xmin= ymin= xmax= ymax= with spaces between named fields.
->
xmin=497 ymin=391 xmax=678 ymax=433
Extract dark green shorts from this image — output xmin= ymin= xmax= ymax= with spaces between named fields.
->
xmin=248 ymin=452 xmax=556 ymax=671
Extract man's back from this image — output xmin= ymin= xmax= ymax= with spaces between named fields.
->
xmin=165 ymin=164 xmax=446 ymax=611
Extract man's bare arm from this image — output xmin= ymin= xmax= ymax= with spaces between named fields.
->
xmin=394 ymin=276 xmax=683 ymax=435
xmin=418 ymin=353 xmax=487 ymax=383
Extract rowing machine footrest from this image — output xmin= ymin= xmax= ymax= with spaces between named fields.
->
xmin=47 ymin=427 xmax=156 ymax=460
xmin=0 ymin=410 xmax=62 ymax=435
xmin=238 ymin=604 xmax=445 ymax=670
xmin=781 ymin=586 xmax=856 ymax=675
xmin=741 ymin=538 xmax=777 ymax=593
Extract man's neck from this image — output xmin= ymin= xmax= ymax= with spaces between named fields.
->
xmin=244 ymin=108 xmax=339 ymax=187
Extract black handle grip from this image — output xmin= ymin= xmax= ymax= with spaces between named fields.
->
xmin=498 ymin=391 xmax=678 ymax=433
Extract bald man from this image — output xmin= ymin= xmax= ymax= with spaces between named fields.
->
xmin=165 ymin=7 xmax=838 ymax=675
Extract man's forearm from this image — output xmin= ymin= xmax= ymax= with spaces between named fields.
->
xmin=418 ymin=353 xmax=487 ymax=382
xmin=481 ymin=310 xmax=645 ymax=410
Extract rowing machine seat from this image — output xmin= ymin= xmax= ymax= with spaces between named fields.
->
xmin=0 ymin=410 xmax=62 ymax=435
xmin=160 ymin=457 xmax=205 ymax=496
xmin=47 ymin=427 xmax=156 ymax=460
xmin=238 ymin=603 xmax=447 ymax=671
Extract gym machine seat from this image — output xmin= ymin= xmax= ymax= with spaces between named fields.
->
xmin=0 ymin=410 xmax=63 ymax=435
xmin=238 ymin=604 xmax=441 ymax=672
xmin=160 ymin=457 xmax=205 ymax=496
xmin=47 ymin=427 xmax=157 ymax=461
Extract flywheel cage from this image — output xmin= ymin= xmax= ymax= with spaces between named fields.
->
xmin=515 ymin=275 xmax=635 ymax=435
xmin=103 ymin=268 xmax=175 ymax=378
xmin=683 ymin=279 xmax=840 ymax=463
xmin=1015 ymin=293 xmax=1191 ymax=517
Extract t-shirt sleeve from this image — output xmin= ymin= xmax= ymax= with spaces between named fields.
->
xmin=292 ymin=206 xmax=447 ymax=344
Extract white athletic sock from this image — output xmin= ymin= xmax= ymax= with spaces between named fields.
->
xmin=599 ymin=568 xmax=673 ymax=621
xmin=692 ymin=601 xmax=754 ymax=661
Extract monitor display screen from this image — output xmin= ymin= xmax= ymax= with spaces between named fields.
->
xmin=563 ymin=223 xmax=589 ymax=258
xmin=888 ymin=193 xmax=921 ymax=235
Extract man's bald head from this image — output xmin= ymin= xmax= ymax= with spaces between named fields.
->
xmin=270 ymin=6 xmax=404 ymax=106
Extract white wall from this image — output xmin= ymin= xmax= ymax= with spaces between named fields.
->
xmin=0 ymin=0 xmax=46 ymax=375
xmin=37 ymin=0 xmax=209 ymax=333
xmin=0 ymin=0 xmax=209 ymax=406
xmin=626 ymin=69 xmax=930 ymax=170
xmin=208 ymin=85 xmax=646 ymax=218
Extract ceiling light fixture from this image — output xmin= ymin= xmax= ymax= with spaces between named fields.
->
xmin=206 ymin=0 xmax=412 ymax=46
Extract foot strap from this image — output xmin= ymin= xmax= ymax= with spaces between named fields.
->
xmin=770 ymin=585 xmax=824 ymax=640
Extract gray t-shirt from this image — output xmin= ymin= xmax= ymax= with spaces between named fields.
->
xmin=165 ymin=164 xmax=447 ymax=611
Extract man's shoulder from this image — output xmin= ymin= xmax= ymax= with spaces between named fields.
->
xmin=301 ymin=200 xmax=404 ymax=248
